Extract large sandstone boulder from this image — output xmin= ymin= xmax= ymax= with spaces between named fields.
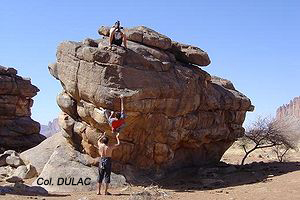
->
xmin=49 ymin=25 xmax=253 ymax=180
xmin=0 ymin=65 xmax=46 ymax=151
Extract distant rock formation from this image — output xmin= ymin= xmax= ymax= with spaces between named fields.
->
xmin=276 ymin=97 xmax=300 ymax=119
xmin=40 ymin=118 xmax=60 ymax=137
xmin=0 ymin=65 xmax=46 ymax=151
xmin=48 ymin=25 xmax=254 ymax=180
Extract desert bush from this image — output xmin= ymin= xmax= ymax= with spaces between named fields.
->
xmin=272 ymin=145 xmax=290 ymax=162
xmin=239 ymin=116 xmax=300 ymax=165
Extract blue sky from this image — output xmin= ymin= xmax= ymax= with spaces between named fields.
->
xmin=1 ymin=0 xmax=299 ymax=125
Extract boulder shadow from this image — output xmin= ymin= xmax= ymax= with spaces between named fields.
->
xmin=0 ymin=184 xmax=70 ymax=197
xmin=152 ymin=161 xmax=300 ymax=193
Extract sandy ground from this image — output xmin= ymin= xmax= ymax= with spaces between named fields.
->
xmin=1 ymin=143 xmax=300 ymax=200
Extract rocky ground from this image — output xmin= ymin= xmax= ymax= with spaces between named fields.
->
xmin=1 ymin=142 xmax=299 ymax=200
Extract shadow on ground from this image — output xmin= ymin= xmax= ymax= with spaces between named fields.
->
xmin=137 ymin=161 xmax=300 ymax=193
xmin=0 ymin=184 xmax=70 ymax=197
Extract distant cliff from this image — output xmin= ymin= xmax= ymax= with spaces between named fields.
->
xmin=40 ymin=118 xmax=60 ymax=137
xmin=276 ymin=96 xmax=300 ymax=119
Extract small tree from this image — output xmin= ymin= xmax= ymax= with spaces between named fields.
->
xmin=272 ymin=145 xmax=290 ymax=162
xmin=240 ymin=116 xmax=300 ymax=165
xmin=271 ymin=116 xmax=300 ymax=162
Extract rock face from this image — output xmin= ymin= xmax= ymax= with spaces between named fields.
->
xmin=40 ymin=118 xmax=61 ymax=137
xmin=48 ymin=26 xmax=253 ymax=180
xmin=0 ymin=65 xmax=46 ymax=151
xmin=276 ymin=97 xmax=300 ymax=119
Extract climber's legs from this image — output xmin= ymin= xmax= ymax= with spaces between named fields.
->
xmin=104 ymin=183 xmax=110 ymax=195
xmin=97 ymin=183 xmax=101 ymax=195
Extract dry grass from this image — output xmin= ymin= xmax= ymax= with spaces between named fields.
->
xmin=128 ymin=185 xmax=169 ymax=200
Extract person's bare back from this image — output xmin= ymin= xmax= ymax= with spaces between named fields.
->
xmin=98 ymin=143 xmax=114 ymax=158
xmin=97 ymin=133 xmax=120 ymax=158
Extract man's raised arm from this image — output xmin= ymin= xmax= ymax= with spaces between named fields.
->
xmin=109 ymin=27 xmax=116 ymax=46
xmin=94 ymin=132 xmax=106 ymax=149
xmin=122 ymin=32 xmax=128 ymax=48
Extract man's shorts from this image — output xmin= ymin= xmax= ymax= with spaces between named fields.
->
xmin=97 ymin=157 xmax=112 ymax=183
xmin=112 ymin=38 xmax=122 ymax=46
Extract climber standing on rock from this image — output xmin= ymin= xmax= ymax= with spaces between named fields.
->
xmin=109 ymin=20 xmax=127 ymax=48
xmin=105 ymin=95 xmax=126 ymax=135
xmin=96 ymin=132 xmax=120 ymax=195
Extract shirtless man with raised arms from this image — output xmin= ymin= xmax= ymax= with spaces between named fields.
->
xmin=96 ymin=133 xmax=120 ymax=195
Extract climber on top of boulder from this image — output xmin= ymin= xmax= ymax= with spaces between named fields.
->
xmin=105 ymin=95 xmax=126 ymax=134
xmin=109 ymin=20 xmax=127 ymax=48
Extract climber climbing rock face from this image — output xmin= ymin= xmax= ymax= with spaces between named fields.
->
xmin=109 ymin=20 xmax=127 ymax=48
xmin=105 ymin=95 xmax=126 ymax=134
xmin=96 ymin=132 xmax=120 ymax=195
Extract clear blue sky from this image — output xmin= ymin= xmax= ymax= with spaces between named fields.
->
xmin=1 ymin=0 xmax=299 ymax=125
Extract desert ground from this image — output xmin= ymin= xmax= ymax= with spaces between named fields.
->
xmin=1 ymin=142 xmax=299 ymax=200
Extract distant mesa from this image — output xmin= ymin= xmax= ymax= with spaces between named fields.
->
xmin=0 ymin=65 xmax=46 ymax=152
xmin=276 ymin=96 xmax=300 ymax=119
xmin=40 ymin=118 xmax=61 ymax=138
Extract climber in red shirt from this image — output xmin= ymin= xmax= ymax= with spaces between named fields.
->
xmin=105 ymin=95 xmax=126 ymax=134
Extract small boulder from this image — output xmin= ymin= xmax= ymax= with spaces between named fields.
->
xmin=3 ymin=150 xmax=17 ymax=156
xmin=0 ymin=166 xmax=14 ymax=177
xmin=0 ymin=150 xmax=18 ymax=167
xmin=0 ymin=154 xmax=9 ymax=167
xmin=2 ymin=183 xmax=48 ymax=195
xmin=97 ymin=26 xmax=110 ymax=37
xmin=57 ymin=91 xmax=78 ymax=118
xmin=170 ymin=41 xmax=211 ymax=66
xmin=128 ymin=26 xmax=172 ymax=50
xmin=6 ymin=155 xmax=23 ymax=167
xmin=13 ymin=164 xmax=37 ymax=179
xmin=5 ymin=176 xmax=24 ymax=183
xmin=83 ymin=38 xmax=98 ymax=47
